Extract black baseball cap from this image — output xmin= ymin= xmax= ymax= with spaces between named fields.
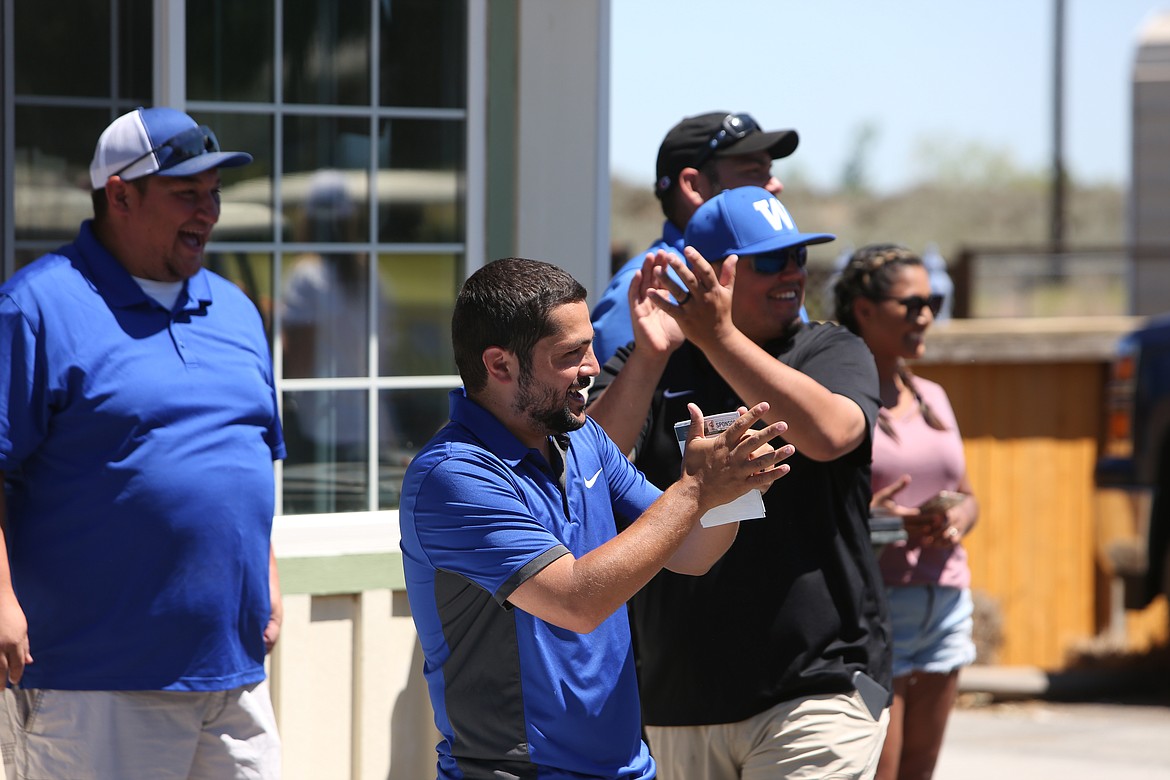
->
xmin=654 ymin=111 xmax=798 ymax=197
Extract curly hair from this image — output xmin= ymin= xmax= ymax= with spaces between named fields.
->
xmin=832 ymin=243 xmax=947 ymax=439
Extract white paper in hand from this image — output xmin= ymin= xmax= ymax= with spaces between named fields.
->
xmin=673 ymin=411 xmax=767 ymax=528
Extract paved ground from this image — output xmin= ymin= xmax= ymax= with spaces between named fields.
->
xmin=936 ymin=697 xmax=1170 ymax=779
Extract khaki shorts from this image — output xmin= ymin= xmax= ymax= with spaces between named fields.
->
xmin=2 ymin=681 xmax=280 ymax=780
xmin=647 ymin=688 xmax=889 ymax=780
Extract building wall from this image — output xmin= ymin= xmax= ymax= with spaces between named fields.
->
xmin=1131 ymin=10 xmax=1170 ymax=315
xmin=270 ymin=587 xmax=438 ymax=780
xmin=480 ymin=0 xmax=612 ymax=293
xmin=514 ymin=1 xmax=611 ymax=299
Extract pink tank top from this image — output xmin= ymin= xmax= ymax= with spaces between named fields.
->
xmin=871 ymin=377 xmax=971 ymax=589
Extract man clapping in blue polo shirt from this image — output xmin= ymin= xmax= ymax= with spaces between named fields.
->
xmin=399 ymin=257 xmax=794 ymax=779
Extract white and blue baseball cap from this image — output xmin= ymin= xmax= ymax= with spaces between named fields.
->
xmin=89 ymin=107 xmax=252 ymax=190
xmin=684 ymin=186 xmax=835 ymax=261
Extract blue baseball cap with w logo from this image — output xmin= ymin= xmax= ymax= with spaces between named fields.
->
xmin=684 ymin=186 xmax=835 ymax=262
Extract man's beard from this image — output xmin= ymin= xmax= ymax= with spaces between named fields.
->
xmin=513 ymin=370 xmax=587 ymax=436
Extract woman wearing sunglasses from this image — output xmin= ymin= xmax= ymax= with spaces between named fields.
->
xmin=833 ymin=244 xmax=979 ymax=780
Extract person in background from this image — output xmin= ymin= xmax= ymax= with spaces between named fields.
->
xmin=921 ymin=243 xmax=955 ymax=322
xmin=589 ymin=186 xmax=890 ymax=779
xmin=399 ymin=257 xmax=793 ymax=779
xmin=281 ymin=169 xmax=401 ymax=491
xmin=0 ymin=106 xmax=284 ymax=779
xmin=833 ymin=244 xmax=979 ymax=780
xmin=591 ymin=111 xmax=799 ymax=365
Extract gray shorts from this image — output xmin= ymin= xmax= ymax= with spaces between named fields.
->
xmin=2 ymin=681 xmax=281 ymax=780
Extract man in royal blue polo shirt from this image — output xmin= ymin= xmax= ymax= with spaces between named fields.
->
xmin=0 ymin=107 xmax=284 ymax=778
xmin=399 ymin=257 xmax=794 ymax=779
xmin=592 ymin=111 xmax=801 ymax=366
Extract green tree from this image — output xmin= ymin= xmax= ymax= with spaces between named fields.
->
xmin=910 ymin=137 xmax=1045 ymax=188
xmin=840 ymin=122 xmax=879 ymax=193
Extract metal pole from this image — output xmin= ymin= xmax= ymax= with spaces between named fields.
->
xmin=1050 ymin=0 xmax=1066 ymax=260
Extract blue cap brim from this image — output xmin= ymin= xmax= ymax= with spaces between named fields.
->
xmin=158 ymin=151 xmax=253 ymax=177
xmin=733 ymin=231 xmax=836 ymax=256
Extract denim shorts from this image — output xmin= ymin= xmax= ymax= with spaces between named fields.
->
xmin=887 ymin=584 xmax=977 ymax=678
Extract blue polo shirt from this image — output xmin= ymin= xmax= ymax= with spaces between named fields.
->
xmin=0 ymin=221 xmax=285 ymax=691
xmin=400 ymin=389 xmax=661 ymax=779
xmin=591 ymin=221 xmax=685 ymax=366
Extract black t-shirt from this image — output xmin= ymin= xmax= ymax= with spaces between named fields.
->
xmin=591 ymin=321 xmax=891 ymax=726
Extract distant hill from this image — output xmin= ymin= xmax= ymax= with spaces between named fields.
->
xmin=610 ymin=176 xmax=1126 ymax=318
xmin=611 ymin=177 xmax=1124 ymax=264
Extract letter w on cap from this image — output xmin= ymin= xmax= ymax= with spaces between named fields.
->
xmin=753 ymin=198 xmax=795 ymax=232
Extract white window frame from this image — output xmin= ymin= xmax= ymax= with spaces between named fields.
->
xmin=154 ymin=0 xmax=486 ymax=557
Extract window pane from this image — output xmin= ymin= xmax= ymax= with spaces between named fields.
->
xmin=187 ymin=0 xmax=275 ymax=102
xmin=15 ymin=0 xmax=151 ymax=99
xmin=204 ymin=251 xmax=275 ymax=347
xmin=379 ymin=387 xmax=456 ymax=510
xmin=282 ymin=118 xmax=372 ymax=240
xmin=13 ymin=105 xmax=108 ymax=243
xmin=379 ymin=0 xmax=466 ymax=108
xmin=283 ymin=0 xmax=370 ymax=105
xmin=378 ymin=253 xmax=458 ymax=377
xmin=377 ymin=119 xmax=464 ymax=243
xmin=280 ymin=252 xmax=372 ymax=379
xmin=205 ymin=112 xmax=277 ymax=244
xmin=282 ymin=389 xmax=369 ymax=514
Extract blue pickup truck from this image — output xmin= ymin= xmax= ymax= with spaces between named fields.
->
xmin=1095 ymin=314 xmax=1170 ymax=609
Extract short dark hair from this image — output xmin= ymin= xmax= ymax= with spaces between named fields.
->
xmin=658 ymin=159 xmax=722 ymax=225
xmin=452 ymin=257 xmax=588 ymax=394
xmin=90 ymin=177 xmax=150 ymax=220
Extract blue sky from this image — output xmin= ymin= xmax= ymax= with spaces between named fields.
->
xmin=610 ymin=1 xmax=1167 ymax=193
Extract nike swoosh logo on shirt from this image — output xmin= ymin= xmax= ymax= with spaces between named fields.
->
xmin=663 ymin=388 xmax=694 ymax=399
xmin=584 ymin=468 xmax=603 ymax=488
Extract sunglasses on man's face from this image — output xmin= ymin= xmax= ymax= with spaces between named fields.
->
xmin=876 ymin=293 xmax=945 ymax=321
xmin=741 ymin=245 xmax=808 ymax=275
xmin=692 ymin=112 xmax=761 ymax=169
xmin=111 ymin=125 xmax=221 ymax=178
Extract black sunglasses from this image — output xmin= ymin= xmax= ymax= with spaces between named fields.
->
xmin=692 ymin=113 xmax=761 ymax=169
xmin=112 ymin=125 xmax=221 ymax=178
xmin=877 ymin=293 xmax=945 ymax=321
xmin=742 ymin=246 xmax=808 ymax=275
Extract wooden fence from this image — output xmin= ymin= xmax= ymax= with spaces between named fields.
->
xmin=913 ymin=316 xmax=1168 ymax=669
